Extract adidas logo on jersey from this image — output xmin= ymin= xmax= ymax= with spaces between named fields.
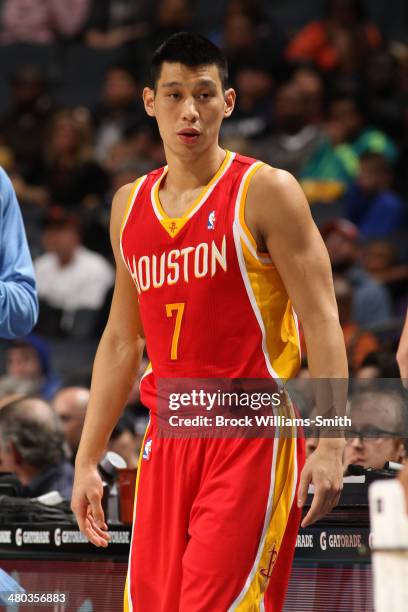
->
xmin=207 ymin=210 xmax=216 ymax=230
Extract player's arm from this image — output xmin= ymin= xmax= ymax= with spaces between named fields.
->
xmin=396 ymin=309 xmax=408 ymax=386
xmin=71 ymin=183 xmax=145 ymax=546
xmin=246 ymin=166 xmax=348 ymax=527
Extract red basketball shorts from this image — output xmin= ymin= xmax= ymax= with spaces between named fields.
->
xmin=124 ymin=420 xmax=305 ymax=611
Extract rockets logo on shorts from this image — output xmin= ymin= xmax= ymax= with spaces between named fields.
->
xmin=207 ymin=210 xmax=216 ymax=230
xmin=143 ymin=439 xmax=153 ymax=461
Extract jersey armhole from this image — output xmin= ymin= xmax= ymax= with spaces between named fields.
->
xmin=236 ymin=162 xmax=274 ymax=266
xmin=120 ymin=175 xmax=147 ymax=237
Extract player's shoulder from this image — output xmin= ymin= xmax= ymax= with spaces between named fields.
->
xmin=246 ymin=163 xmax=309 ymax=229
xmin=233 ymin=153 xmax=298 ymax=192
xmin=246 ymin=163 xmax=302 ymax=213
xmin=112 ymin=167 xmax=161 ymax=211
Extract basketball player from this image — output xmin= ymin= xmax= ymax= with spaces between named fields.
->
xmin=71 ymin=33 xmax=348 ymax=611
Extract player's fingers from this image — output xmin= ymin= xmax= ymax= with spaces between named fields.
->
xmin=87 ymin=513 xmax=110 ymax=541
xmin=301 ymin=481 xmax=332 ymax=527
xmin=71 ymin=497 xmax=89 ymax=535
xmin=88 ymin=492 xmax=106 ymax=529
xmin=297 ymin=466 xmax=311 ymax=508
xmin=85 ymin=517 xmax=109 ymax=547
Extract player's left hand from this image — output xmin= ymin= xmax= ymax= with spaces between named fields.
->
xmin=297 ymin=441 xmax=344 ymax=527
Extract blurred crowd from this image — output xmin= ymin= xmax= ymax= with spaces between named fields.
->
xmin=0 ymin=0 xmax=407 ymax=502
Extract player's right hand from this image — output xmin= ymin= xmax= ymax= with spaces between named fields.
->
xmin=71 ymin=465 xmax=111 ymax=547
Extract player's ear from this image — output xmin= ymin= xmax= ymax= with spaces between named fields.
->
xmin=143 ymin=87 xmax=156 ymax=117
xmin=224 ymin=88 xmax=236 ymax=118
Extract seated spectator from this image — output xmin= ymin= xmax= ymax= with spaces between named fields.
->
xmin=302 ymin=94 xmax=398 ymax=201
xmin=3 ymin=334 xmax=61 ymax=400
xmin=322 ymin=219 xmax=392 ymax=327
xmin=219 ymin=0 xmax=287 ymax=84
xmin=85 ymin=0 xmax=148 ymax=49
xmin=0 ymin=66 xmax=55 ymax=192
xmin=0 ymin=0 xmax=91 ymax=45
xmin=355 ymin=352 xmax=401 ymax=381
xmin=325 ymin=95 xmax=397 ymax=179
xmin=93 ymin=64 xmax=145 ymax=163
xmin=34 ymin=208 xmax=114 ymax=336
xmin=42 ymin=109 xmax=110 ymax=210
xmin=0 ymin=397 xmax=73 ymax=499
xmin=253 ymin=81 xmax=324 ymax=178
xmin=108 ymin=414 xmax=142 ymax=469
xmin=363 ymin=50 xmax=407 ymax=141
xmin=292 ymin=65 xmax=325 ymax=125
xmin=334 ymin=276 xmax=379 ymax=372
xmin=220 ymin=66 xmax=273 ymax=141
xmin=150 ymin=0 xmax=195 ymax=48
xmin=343 ymin=387 xmax=406 ymax=471
xmin=362 ymin=240 xmax=408 ymax=314
xmin=345 ymin=152 xmax=405 ymax=239
xmin=286 ymin=0 xmax=381 ymax=73
xmin=52 ymin=387 xmax=89 ymax=462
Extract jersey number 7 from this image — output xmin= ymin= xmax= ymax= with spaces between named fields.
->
xmin=166 ymin=303 xmax=185 ymax=360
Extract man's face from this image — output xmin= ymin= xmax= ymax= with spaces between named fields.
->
xmin=0 ymin=439 xmax=16 ymax=473
xmin=43 ymin=226 xmax=79 ymax=261
xmin=324 ymin=231 xmax=356 ymax=268
xmin=143 ymin=62 xmax=235 ymax=159
xmin=104 ymin=69 xmax=137 ymax=109
xmin=344 ymin=400 xmax=405 ymax=470
xmin=53 ymin=393 xmax=87 ymax=453
xmin=6 ymin=347 xmax=42 ymax=378
xmin=358 ymin=160 xmax=389 ymax=194
xmin=108 ymin=431 xmax=139 ymax=470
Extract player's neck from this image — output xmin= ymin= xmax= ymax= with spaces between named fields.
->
xmin=164 ymin=145 xmax=226 ymax=192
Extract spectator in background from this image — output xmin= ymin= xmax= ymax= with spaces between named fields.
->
xmin=344 ymin=388 xmax=406 ymax=471
xmin=3 ymin=334 xmax=61 ymax=400
xmin=292 ymin=65 xmax=325 ymax=125
xmin=344 ymin=152 xmax=405 ymax=239
xmin=0 ymin=66 xmax=55 ymax=191
xmin=93 ymin=64 xmax=145 ymax=163
xmin=85 ymin=0 xmax=148 ymax=49
xmin=34 ymin=208 xmax=114 ymax=336
xmin=42 ymin=109 xmax=109 ymax=210
xmin=325 ymin=95 xmax=397 ymax=181
xmin=361 ymin=240 xmax=408 ymax=315
xmin=363 ymin=50 xmax=407 ymax=141
xmin=0 ymin=167 xmax=38 ymax=338
xmin=150 ymin=0 xmax=195 ymax=48
xmin=0 ymin=397 xmax=73 ymax=499
xmin=219 ymin=0 xmax=287 ymax=85
xmin=322 ymin=219 xmax=392 ymax=327
xmin=0 ymin=0 xmax=91 ymax=44
xmin=220 ymin=66 xmax=273 ymax=141
xmin=334 ymin=276 xmax=379 ymax=372
xmin=253 ymin=81 xmax=324 ymax=178
xmin=52 ymin=387 xmax=89 ymax=462
xmin=355 ymin=352 xmax=401 ymax=381
xmin=108 ymin=414 xmax=141 ymax=469
xmin=286 ymin=0 xmax=381 ymax=74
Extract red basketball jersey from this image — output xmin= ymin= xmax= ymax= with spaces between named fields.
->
xmin=120 ymin=151 xmax=301 ymax=408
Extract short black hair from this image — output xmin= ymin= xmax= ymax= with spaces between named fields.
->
xmin=151 ymin=32 xmax=228 ymax=90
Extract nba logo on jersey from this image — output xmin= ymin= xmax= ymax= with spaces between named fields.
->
xmin=143 ymin=439 xmax=153 ymax=461
xmin=207 ymin=210 xmax=216 ymax=230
